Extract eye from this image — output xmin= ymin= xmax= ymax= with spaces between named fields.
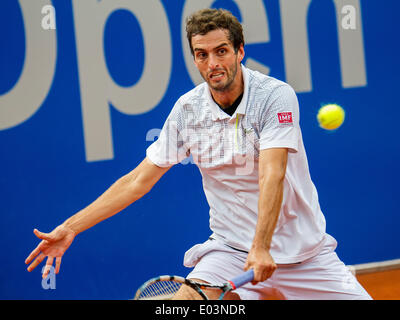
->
xmin=196 ymin=52 xmax=207 ymax=60
xmin=217 ymin=48 xmax=227 ymax=55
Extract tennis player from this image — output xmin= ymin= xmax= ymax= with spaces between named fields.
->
xmin=26 ymin=8 xmax=371 ymax=300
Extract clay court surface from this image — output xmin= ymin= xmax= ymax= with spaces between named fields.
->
xmin=264 ymin=260 xmax=400 ymax=300
xmin=357 ymin=268 xmax=400 ymax=300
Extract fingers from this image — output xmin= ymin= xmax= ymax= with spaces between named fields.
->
xmin=245 ymin=260 xmax=277 ymax=284
xmin=42 ymin=256 xmax=54 ymax=278
xmin=25 ymin=229 xmax=53 ymax=265
xmin=55 ymin=257 xmax=62 ymax=274
xmin=25 ymin=229 xmax=48 ymax=265
xmin=26 ymin=229 xmax=52 ymax=270
xmin=245 ymin=248 xmax=277 ymax=284
xmin=42 ymin=256 xmax=62 ymax=278
xmin=252 ymin=264 xmax=276 ymax=284
xmin=34 ymin=229 xmax=54 ymax=242
xmin=27 ymin=253 xmax=46 ymax=272
xmin=26 ymin=251 xmax=62 ymax=276
xmin=25 ymin=244 xmax=42 ymax=265
xmin=26 ymin=228 xmax=64 ymax=276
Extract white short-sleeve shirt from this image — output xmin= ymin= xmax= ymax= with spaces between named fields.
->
xmin=147 ymin=65 xmax=327 ymax=264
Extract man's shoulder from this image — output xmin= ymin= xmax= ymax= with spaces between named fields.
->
xmin=167 ymin=83 xmax=208 ymax=120
xmin=246 ymin=67 xmax=292 ymax=94
xmin=177 ymin=82 xmax=208 ymax=106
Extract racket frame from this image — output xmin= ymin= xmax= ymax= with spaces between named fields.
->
xmin=134 ymin=270 xmax=253 ymax=300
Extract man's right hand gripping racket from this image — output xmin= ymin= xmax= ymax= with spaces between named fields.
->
xmin=134 ymin=269 xmax=254 ymax=300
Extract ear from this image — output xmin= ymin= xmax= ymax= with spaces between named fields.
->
xmin=237 ymin=44 xmax=245 ymax=62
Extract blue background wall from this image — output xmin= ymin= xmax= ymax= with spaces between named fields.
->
xmin=1 ymin=0 xmax=399 ymax=299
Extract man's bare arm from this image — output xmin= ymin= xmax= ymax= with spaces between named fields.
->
xmin=244 ymin=148 xmax=288 ymax=283
xmin=63 ymin=157 xmax=171 ymax=234
xmin=26 ymin=157 xmax=171 ymax=276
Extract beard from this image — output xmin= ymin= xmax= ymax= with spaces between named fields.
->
xmin=202 ymin=61 xmax=238 ymax=92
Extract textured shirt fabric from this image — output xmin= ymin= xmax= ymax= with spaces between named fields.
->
xmin=146 ymin=65 xmax=327 ymax=264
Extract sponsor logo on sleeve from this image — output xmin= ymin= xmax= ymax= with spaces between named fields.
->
xmin=277 ymin=112 xmax=293 ymax=125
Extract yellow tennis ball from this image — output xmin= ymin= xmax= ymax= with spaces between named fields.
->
xmin=317 ymin=104 xmax=345 ymax=130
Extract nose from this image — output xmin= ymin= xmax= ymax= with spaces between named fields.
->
xmin=208 ymin=53 xmax=220 ymax=70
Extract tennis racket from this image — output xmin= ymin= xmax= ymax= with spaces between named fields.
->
xmin=134 ymin=269 xmax=254 ymax=300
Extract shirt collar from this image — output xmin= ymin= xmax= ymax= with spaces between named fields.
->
xmin=235 ymin=64 xmax=249 ymax=116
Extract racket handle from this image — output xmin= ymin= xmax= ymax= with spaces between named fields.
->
xmin=230 ymin=269 xmax=254 ymax=289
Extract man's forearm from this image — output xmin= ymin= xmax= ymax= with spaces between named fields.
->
xmin=252 ymin=173 xmax=284 ymax=250
xmin=62 ymin=172 xmax=147 ymax=235
xmin=245 ymin=148 xmax=287 ymax=282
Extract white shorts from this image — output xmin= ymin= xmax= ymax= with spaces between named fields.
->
xmin=183 ymin=235 xmax=372 ymax=300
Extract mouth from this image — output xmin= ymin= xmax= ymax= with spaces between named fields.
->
xmin=209 ymin=71 xmax=225 ymax=81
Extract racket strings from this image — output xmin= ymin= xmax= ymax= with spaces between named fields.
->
xmin=138 ymin=280 xmax=183 ymax=300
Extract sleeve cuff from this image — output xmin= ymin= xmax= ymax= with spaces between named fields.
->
xmin=146 ymin=145 xmax=174 ymax=168
xmin=259 ymin=140 xmax=298 ymax=153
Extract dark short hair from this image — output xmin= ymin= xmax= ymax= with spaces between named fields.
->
xmin=185 ymin=8 xmax=244 ymax=56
